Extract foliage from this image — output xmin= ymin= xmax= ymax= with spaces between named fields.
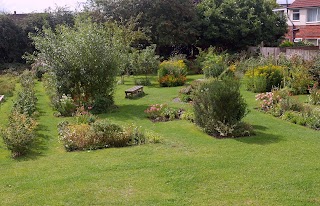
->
xmin=201 ymin=48 xmax=228 ymax=78
xmin=197 ymin=0 xmax=287 ymax=50
xmin=131 ymin=45 xmax=160 ymax=79
xmin=0 ymin=15 xmax=26 ymax=63
xmin=282 ymin=56 xmax=314 ymax=94
xmin=279 ymin=40 xmax=294 ymax=48
xmin=193 ymin=78 xmax=248 ymax=137
xmin=74 ymin=106 xmax=96 ymax=125
xmin=91 ymin=0 xmax=200 ymax=50
xmin=1 ymin=110 xmax=38 ymax=158
xmin=158 ymin=60 xmax=187 ymax=87
xmin=245 ymin=64 xmax=284 ymax=92
xmin=0 ymin=74 xmax=17 ymax=97
xmin=13 ymin=70 xmax=37 ymax=116
xmin=31 ymin=17 xmax=138 ymax=113
xmin=58 ymin=120 xmax=150 ymax=151
xmin=309 ymin=83 xmax=320 ymax=105
xmin=1 ymin=70 xmax=38 ymax=158
xmin=144 ymin=104 xmax=182 ymax=121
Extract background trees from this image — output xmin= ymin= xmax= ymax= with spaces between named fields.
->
xmin=197 ymin=0 xmax=287 ymax=49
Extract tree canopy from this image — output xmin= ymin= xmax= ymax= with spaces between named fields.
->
xmin=197 ymin=0 xmax=287 ymax=49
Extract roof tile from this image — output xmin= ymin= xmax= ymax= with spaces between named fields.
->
xmin=289 ymin=0 xmax=320 ymax=8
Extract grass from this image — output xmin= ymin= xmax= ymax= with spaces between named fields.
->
xmin=1 ymin=75 xmax=320 ymax=205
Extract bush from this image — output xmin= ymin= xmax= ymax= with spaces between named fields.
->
xmin=309 ymin=83 xmax=320 ymax=105
xmin=279 ymin=40 xmax=294 ymax=48
xmin=134 ymin=78 xmax=151 ymax=86
xmin=13 ymin=70 xmax=37 ymax=116
xmin=58 ymin=120 xmax=151 ymax=151
xmin=0 ymin=74 xmax=17 ymax=97
xmin=245 ymin=64 xmax=284 ymax=92
xmin=158 ymin=60 xmax=187 ymax=87
xmin=285 ymin=65 xmax=313 ymax=94
xmin=1 ymin=110 xmax=38 ymax=158
xmin=193 ymin=78 xmax=248 ymax=137
xmin=202 ymin=52 xmax=228 ymax=78
xmin=144 ymin=104 xmax=182 ymax=122
xmin=31 ymin=17 xmax=139 ymax=114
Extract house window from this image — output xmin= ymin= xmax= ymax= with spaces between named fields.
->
xmin=307 ymin=8 xmax=320 ymax=22
xmin=294 ymin=38 xmax=302 ymax=43
xmin=306 ymin=39 xmax=317 ymax=46
xmin=293 ymin=9 xmax=300 ymax=21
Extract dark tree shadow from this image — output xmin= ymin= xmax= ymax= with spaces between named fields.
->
xmin=234 ymin=125 xmax=283 ymax=145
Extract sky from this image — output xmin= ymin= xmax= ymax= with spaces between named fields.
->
xmin=0 ymin=0 xmax=86 ymax=14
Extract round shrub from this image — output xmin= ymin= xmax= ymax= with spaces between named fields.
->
xmin=158 ymin=60 xmax=187 ymax=87
xmin=193 ymin=78 xmax=248 ymax=137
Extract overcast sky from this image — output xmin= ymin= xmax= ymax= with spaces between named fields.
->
xmin=0 ymin=0 xmax=85 ymax=14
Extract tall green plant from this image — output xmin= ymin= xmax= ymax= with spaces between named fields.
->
xmin=31 ymin=17 xmax=137 ymax=113
xmin=193 ymin=78 xmax=248 ymax=137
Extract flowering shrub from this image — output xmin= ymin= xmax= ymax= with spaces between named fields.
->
xmin=74 ymin=106 xmax=96 ymax=124
xmin=255 ymin=92 xmax=280 ymax=112
xmin=158 ymin=60 xmax=187 ymax=87
xmin=245 ymin=65 xmax=284 ymax=92
xmin=144 ymin=104 xmax=181 ymax=121
xmin=58 ymin=120 xmax=156 ymax=152
xmin=55 ymin=94 xmax=77 ymax=117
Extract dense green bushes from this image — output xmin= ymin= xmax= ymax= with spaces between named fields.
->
xmin=31 ymin=18 xmax=138 ymax=114
xmin=193 ymin=78 xmax=250 ymax=137
xmin=1 ymin=70 xmax=38 ymax=158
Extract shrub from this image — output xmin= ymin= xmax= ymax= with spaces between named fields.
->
xmin=144 ymin=104 xmax=181 ymax=122
xmin=31 ymin=17 xmax=141 ymax=114
xmin=279 ymin=40 xmax=294 ymax=48
xmin=74 ymin=106 xmax=96 ymax=125
xmin=202 ymin=53 xmax=228 ymax=78
xmin=13 ymin=70 xmax=37 ymax=117
xmin=58 ymin=120 xmax=151 ymax=151
xmin=134 ymin=78 xmax=151 ymax=86
xmin=1 ymin=111 xmax=38 ymax=158
xmin=158 ymin=60 xmax=187 ymax=87
xmin=245 ymin=64 xmax=284 ymax=92
xmin=180 ymin=110 xmax=195 ymax=122
xmin=284 ymin=65 xmax=313 ymax=94
xmin=309 ymin=83 xmax=320 ymax=105
xmin=193 ymin=78 xmax=248 ymax=137
xmin=55 ymin=94 xmax=77 ymax=117
xmin=0 ymin=74 xmax=17 ymax=97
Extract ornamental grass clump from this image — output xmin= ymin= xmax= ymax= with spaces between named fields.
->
xmin=193 ymin=78 xmax=250 ymax=137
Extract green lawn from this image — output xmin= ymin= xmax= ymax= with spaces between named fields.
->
xmin=1 ymin=75 xmax=320 ymax=205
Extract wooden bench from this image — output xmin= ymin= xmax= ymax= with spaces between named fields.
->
xmin=0 ymin=95 xmax=4 ymax=103
xmin=125 ymin=86 xmax=144 ymax=98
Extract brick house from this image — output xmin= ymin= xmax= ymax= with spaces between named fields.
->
xmin=285 ymin=0 xmax=320 ymax=45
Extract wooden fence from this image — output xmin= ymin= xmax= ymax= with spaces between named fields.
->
xmin=249 ymin=46 xmax=320 ymax=61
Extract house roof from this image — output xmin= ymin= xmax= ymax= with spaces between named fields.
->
xmin=289 ymin=0 xmax=320 ymax=8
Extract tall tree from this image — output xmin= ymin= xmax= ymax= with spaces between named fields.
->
xmin=197 ymin=0 xmax=287 ymax=50
xmin=90 ymin=0 xmax=200 ymax=52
